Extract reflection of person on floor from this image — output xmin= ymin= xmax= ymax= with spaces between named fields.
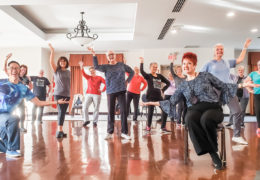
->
xmin=31 ymin=70 xmax=52 ymax=123
xmin=79 ymin=61 xmax=106 ymax=127
xmin=0 ymin=60 xmax=68 ymax=158
xmin=142 ymin=52 xmax=258 ymax=170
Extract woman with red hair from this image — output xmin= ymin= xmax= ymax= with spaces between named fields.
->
xmin=141 ymin=52 xmax=258 ymax=170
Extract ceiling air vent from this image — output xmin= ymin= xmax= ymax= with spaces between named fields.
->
xmin=158 ymin=18 xmax=175 ymax=40
xmin=172 ymin=0 xmax=186 ymax=12
xmin=184 ymin=45 xmax=200 ymax=48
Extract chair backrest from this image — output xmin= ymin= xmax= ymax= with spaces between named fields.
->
xmin=72 ymin=94 xmax=83 ymax=107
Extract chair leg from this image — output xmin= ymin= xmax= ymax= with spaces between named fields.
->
xmin=184 ymin=126 xmax=189 ymax=164
xmin=221 ymin=128 xmax=226 ymax=167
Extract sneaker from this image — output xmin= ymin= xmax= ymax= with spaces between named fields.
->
xmin=241 ymin=124 xmax=245 ymax=128
xmin=225 ymin=123 xmax=233 ymax=128
xmin=160 ymin=128 xmax=171 ymax=134
xmin=232 ymin=145 xmax=247 ymax=151
xmin=257 ymin=128 xmax=260 ymax=138
xmin=93 ymin=122 xmax=97 ymax=127
xmin=83 ymin=121 xmax=90 ymax=127
xmin=20 ymin=128 xmax=27 ymax=133
xmin=104 ymin=133 xmax=113 ymax=140
xmin=232 ymin=137 xmax=248 ymax=145
xmin=56 ymin=131 xmax=67 ymax=138
xmin=121 ymin=133 xmax=131 ymax=140
xmin=6 ymin=150 xmax=21 ymax=158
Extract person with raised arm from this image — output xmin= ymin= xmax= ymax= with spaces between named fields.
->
xmin=79 ymin=61 xmax=106 ymax=127
xmin=141 ymin=52 xmax=259 ymax=170
xmin=169 ymin=53 xmax=187 ymax=126
xmin=139 ymin=57 xmax=170 ymax=133
xmin=48 ymin=43 xmax=71 ymax=138
xmin=200 ymin=38 xmax=251 ymax=145
xmin=0 ymin=60 xmax=68 ymax=158
xmin=88 ymin=47 xmax=134 ymax=140
xmin=245 ymin=60 xmax=260 ymax=137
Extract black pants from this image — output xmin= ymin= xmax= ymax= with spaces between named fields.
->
xmin=254 ymin=94 xmax=260 ymax=128
xmin=55 ymin=95 xmax=70 ymax=126
xmin=160 ymin=95 xmax=174 ymax=129
xmin=107 ymin=91 xmax=128 ymax=134
xmin=185 ymin=102 xmax=223 ymax=155
xmin=126 ymin=91 xmax=140 ymax=121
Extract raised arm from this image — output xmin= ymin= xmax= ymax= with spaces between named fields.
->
xmin=87 ymin=47 xmax=107 ymax=72
xmin=79 ymin=61 xmax=91 ymax=79
xmin=236 ymin=38 xmax=251 ymax=65
xmin=139 ymin=57 xmax=149 ymax=79
xmin=3 ymin=53 xmax=12 ymax=75
xmin=48 ymin=43 xmax=57 ymax=72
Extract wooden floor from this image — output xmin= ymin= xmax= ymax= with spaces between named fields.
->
xmin=0 ymin=119 xmax=260 ymax=180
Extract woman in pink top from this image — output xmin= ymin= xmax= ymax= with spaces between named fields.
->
xmin=79 ymin=62 xmax=106 ymax=127
xmin=126 ymin=66 xmax=147 ymax=121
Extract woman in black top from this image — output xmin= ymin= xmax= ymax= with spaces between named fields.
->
xmin=140 ymin=57 xmax=170 ymax=132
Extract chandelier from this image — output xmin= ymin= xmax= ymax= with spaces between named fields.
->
xmin=66 ymin=12 xmax=98 ymax=46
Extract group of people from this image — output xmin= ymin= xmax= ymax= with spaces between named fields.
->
xmin=1 ymin=38 xmax=260 ymax=171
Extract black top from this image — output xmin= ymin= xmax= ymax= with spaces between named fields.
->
xmin=31 ymin=76 xmax=50 ymax=98
xmin=236 ymin=77 xmax=243 ymax=98
xmin=140 ymin=63 xmax=170 ymax=101
xmin=19 ymin=76 xmax=30 ymax=85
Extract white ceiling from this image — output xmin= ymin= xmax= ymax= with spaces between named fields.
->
xmin=0 ymin=0 xmax=260 ymax=51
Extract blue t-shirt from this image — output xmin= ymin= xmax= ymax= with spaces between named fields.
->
xmin=200 ymin=59 xmax=236 ymax=83
xmin=249 ymin=71 xmax=260 ymax=94
xmin=0 ymin=81 xmax=35 ymax=113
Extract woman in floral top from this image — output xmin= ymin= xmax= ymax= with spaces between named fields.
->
xmin=141 ymin=52 xmax=258 ymax=170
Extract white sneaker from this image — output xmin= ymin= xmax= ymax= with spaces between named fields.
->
xmin=232 ymin=137 xmax=248 ymax=145
xmin=104 ymin=133 xmax=113 ymax=140
xmin=121 ymin=133 xmax=131 ymax=140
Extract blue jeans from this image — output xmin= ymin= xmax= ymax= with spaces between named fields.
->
xmin=0 ymin=113 xmax=20 ymax=152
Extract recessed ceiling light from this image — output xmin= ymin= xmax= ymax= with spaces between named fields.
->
xmin=226 ymin=12 xmax=235 ymax=17
xmin=251 ymin=28 xmax=258 ymax=33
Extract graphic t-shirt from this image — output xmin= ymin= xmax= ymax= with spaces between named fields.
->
xmin=0 ymin=81 xmax=35 ymax=113
xmin=31 ymin=76 xmax=50 ymax=98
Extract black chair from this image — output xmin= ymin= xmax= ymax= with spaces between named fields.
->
xmin=71 ymin=94 xmax=83 ymax=117
xmin=184 ymin=123 xmax=226 ymax=167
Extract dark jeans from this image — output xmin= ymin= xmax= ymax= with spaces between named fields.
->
xmin=160 ymin=95 xmax=174 ymax=129
xmin=17 ymin=100 xmax=25 ymax=128
xmin=0 ymin=114 xmax=20 ymax=152
xmin=254 ymin=94 xmax=260 ymax=128
xmin=177 ymin=100 xmax=187 ymax=124
xmin=126 ymin=91 xmax=140 ymax=121
xmin=229 ymin=97 xmax=249 ymax=126
xmin=185 ymin=102 xmax=223 ymax=155
xmin=32 ymin=96 xmax=46 ymax=122
xmin=107 ymin=91 xmax=128 ymax=134
xmin=54 ymin=95 xmax=70 ymax=126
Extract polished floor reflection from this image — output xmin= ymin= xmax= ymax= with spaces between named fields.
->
xmin=0 ymin=119 xmax=260 ymax=180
